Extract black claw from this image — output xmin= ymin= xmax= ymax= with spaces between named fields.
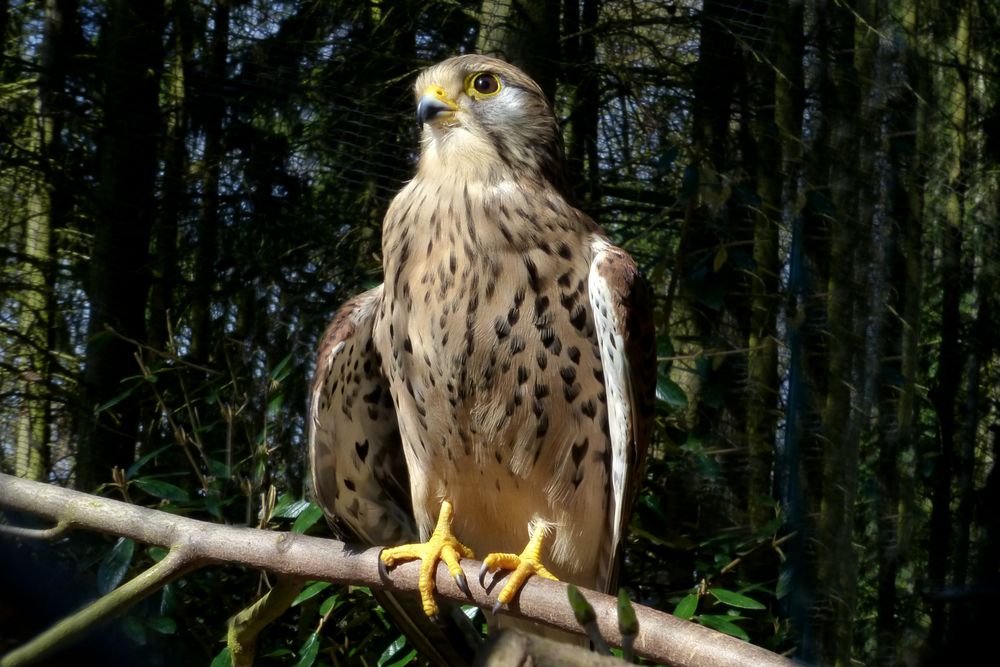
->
xmin=429 ymin=613 xmax=440 ymax=623
xmin=491 ymin=599 xmax=505 ymax=615
xmin=455 ymin=572 xmax=471 ymax=597
xmin=378 ymin=553 xmax=389 ymax=579
xmin=478 ymin=562 xmax=490 ymax=588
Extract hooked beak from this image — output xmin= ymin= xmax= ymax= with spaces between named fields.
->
xmin=417 ymin=85 xmax=459 ymax=126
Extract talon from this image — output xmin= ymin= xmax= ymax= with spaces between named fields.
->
xmin=455 ymin=572 xmax=471 ymax=597
xmin=374 ymin=500 xmax=472 ymax=618
xmin=478 ymin=561 xmax=490 ymax=588
xmin=481 ymin=521 xmax=558 ymax=611
xmin=378 ymin=551 xmax=390 ymax=578
xmin=491 ymin=599 xmax=504 ymax=615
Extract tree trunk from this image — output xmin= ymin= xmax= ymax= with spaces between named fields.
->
xmin=746 ymin=0 xmax=799 ymax=531
xmin=797 ymin=0 xmax=864 ymax=661
xmin=190 ymin=0 xmax=228 ymax=365
xmin=562 ymin=0 xmax=599 ymax=205
xmin=774 ymin=0 xmax=808 ymax=650
xmin=928 ymin=1 xmax=970 ymax=654
xmin=78 ymin=0 xmax=163 ymax=490
xmin=15 ymin=0 xmax=80 ymax=481
xmin=15 ymin=116 xmax=53 ymax=481
xmin=476 ymin=0 xmax=560 ymax=101
xmin=150 ymin=0 xmax=193 ymax=356
xmin=874 ymin=2 xmax=925 ymax=663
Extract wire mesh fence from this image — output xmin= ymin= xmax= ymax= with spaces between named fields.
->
xmin=1 ymin=0 xmax=998 ymax=664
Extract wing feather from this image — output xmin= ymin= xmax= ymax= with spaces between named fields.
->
xmin=588 ymin=238 xmax=657 ymax=592
xmin=308 ymin=286 xmax=414 ymax=546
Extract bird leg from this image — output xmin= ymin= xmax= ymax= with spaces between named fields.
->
xmin=478 ymin=520 xmax=559 ymax=613
xmin=379 ymin=499 xmax=475 ymax=618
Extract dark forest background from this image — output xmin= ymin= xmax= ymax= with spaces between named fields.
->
xmin=2 ymin=0 xmax=999 ymax=665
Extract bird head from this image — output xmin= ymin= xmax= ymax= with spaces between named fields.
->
xmin=413 ymin=55 xmax=566 ymax=190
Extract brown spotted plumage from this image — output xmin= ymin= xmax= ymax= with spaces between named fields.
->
xmin=308 ymin=54 xmax=655 ymax=654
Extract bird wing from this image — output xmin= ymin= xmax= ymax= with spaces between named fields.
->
xmin=307 ymin=285 xmax=479 ymax=666
xmin=308 ymin=285 xmax=414 ymax=546
xmin=588 ymin=238 xmax=657 ymax=592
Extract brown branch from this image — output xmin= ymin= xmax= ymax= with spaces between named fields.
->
xmin=0 ymin=473 xmax=793 ymax=667
xmin=0 ymin=517 xmax=70 ymax=540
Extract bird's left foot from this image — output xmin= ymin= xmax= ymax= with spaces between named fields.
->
xmin=379 ymin=499 xmax=474 ymax=618
xmin=478 ymin=522 xmax=559 ymax=613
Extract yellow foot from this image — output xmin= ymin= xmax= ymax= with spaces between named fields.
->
xmin=379 ymin=499 xmax=475 ymax=618
xmin=478 ymin=521 xmax=559 ymax=613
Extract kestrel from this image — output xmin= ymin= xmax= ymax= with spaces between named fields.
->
xmin=308 ymin=54 xmax=655 ymax=654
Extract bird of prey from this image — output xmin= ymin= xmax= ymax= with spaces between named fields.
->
xmin=308 ymin=54 xmax=656 ymax=653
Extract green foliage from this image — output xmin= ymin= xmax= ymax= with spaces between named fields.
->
xmin=97 ymin=537 xmax=135 ymax=595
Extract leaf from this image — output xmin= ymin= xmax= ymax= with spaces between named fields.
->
xmin=126 ymin=444 xmax=172 ymax=480
xmin=122 ymin=613 xmax=147 ymax=645
xmin=377 ymin=635 xmax=409 ymax=667
xmin=93 ymin=382 xmax=140 ymax=415
xmin=207 ymin=458 xmax=230 ymax=479
xmin=267 ymin=393 xmax=285 ymax=417
xmin=656 ymin=334 xmax=674 ymax=358
xmin=381 ymin=649 xmax=417 ymax=667
xmin=294 ymin=633 xmax=320 ymax=667
xmin=698 ymin=614 xmax=750 ymax=641
xmin=319 ymin=594 xmax=339 ymax=616
xmin=160 ymin=582 xmax=176 ymax=615
xmin=713 ymin=245 xmax=728 ymax=272
xmin=148 ymin=545 xmax=168 ymax=562
xmin=637 ymin=492 xmax=668 ymax=523
xmin=98 ymin=537 xmax=134 ymax=594
xmin=263 ymin=648 xmax=294 ymax=657
xmin=655 ymin=371 xmax=688 ymax=407
xmin=776 ymin=567 xmax=793 ymax=600
xmin=204 ymin=490 xmax=223 ymax=520
xmin=673 ymin=593 xmax=699 ymax=620
xmin=292 ymin=503 xmax=325 ymax=534
xmin=132 ymin=478 xmax=190 ymax=503
xmin=273 ymin=494 xmax=312 ymax=519
xmin=210 ymin=648 xmax=231 ymax=667
xmin=710 ymin=588 xmax=766 ymax=610
xmin=147 ymin=615 xmax=177 ymax=634
xmin=270 ymin=353 xmax=294 ymax=383
xmin=293 ymin=581 xmax=333 ymax=607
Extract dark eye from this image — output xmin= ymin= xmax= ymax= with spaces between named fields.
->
xmin=472 ymin=73 xmax=501 ymax=96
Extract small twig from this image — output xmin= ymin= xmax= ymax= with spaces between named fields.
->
xmin=227 ymin=576 xmax=307 ymax=667
xmin=102 ymin=324 xmax=222 ymax=376
xmin=133 ymin=351 xmax=210 ymax=492
xmin=0 ymin=518 xmax=71 ymax=540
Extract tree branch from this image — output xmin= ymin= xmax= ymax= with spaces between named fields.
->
xmin=0 ymin=473 xmax=793 ymax=667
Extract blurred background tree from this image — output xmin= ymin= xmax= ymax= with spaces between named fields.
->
xmin=1 ymin=0 xmax=998 ymax=665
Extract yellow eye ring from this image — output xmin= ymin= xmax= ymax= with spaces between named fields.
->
xmin=465 ymin=72 xmax=502 ymax=98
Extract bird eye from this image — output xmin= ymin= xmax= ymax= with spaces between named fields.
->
xmin=467 ymin=72 xmax=502 ymax=98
